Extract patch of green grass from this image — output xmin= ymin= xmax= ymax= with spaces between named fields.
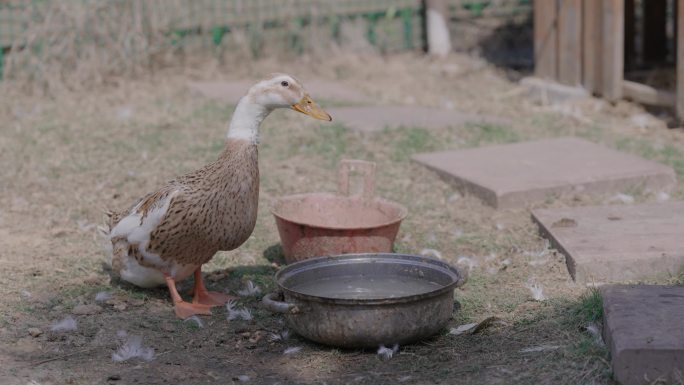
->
xmin=390 ymin=126 xmax=437 ymax=161
xmin=188 ymin=101 xmax=232 ymax=123
xmin=464 ymin=123 xmax=520 ymax=147
xmin=615 ymin=137 xmax=684 ymax=177
xmin=569 ymin=288 xmax=603 ymax=326
xmin=300 ymin=122 xmax=348 ymax=165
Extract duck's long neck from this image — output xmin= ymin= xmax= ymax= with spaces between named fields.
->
xmin=226 ymin=97 xmax=271 ymax=144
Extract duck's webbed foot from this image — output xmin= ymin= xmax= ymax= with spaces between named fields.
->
xmin=174 ymin=301 xmax=212 ymax=319
xmin=164 ymin=273 xmax=212 ymax=319
xmin=191 ymin=267 xmax=236 ymax=307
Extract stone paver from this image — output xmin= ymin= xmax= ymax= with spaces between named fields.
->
xmin=327 ymin=106 xmax=509 ymax=133
xmin=532 ymin=202 xmax=684 ymax=283
xmin=412 ymin=137 xmax=676 ymax=209
xmin=188 ymin=79 xmax=372 ymax=104
xmin=602 ymin=285 xmax=684 ymax=385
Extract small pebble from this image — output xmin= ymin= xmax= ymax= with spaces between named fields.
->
xmin=28 ymin=328 xmax=42 ymax=337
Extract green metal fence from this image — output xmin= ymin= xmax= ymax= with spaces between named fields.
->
xmin=0 ymin=0 xmax=531 ymax=81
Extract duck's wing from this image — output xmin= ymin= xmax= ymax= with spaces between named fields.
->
xmin=108 ymin=186 xmax=183 ymax=247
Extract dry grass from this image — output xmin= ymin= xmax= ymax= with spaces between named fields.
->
xmin=1 ymin=51 xmax=683 ymax=384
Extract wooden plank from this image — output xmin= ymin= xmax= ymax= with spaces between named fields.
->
xmin=558 ymin=0 xmax=582 ymax=85
xmin=534 ymin=0 xmax=558 ymax=80
xmin=622 ymin=80 xmax=676 ymax=107
xmin=583 ymin=0 xmax=602 ymax=94
xmin=677 ymin=0 xmax=684 ymax=120
xmin=602 ymin=0 xmax=624 ymax=101
xmin=643 ymin=0 xmax=667 ymax=63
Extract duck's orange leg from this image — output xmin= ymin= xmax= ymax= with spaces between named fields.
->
xmin=164 ymin=274 xmax=212 ymax=319
xmin=191 ymin=267 xmax=235 ymax=307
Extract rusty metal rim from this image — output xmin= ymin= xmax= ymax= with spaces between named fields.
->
xmin=270 ymin=193 xmax=408 ymax=231
xmin=274 ymin=253 xmax=463 ymax=306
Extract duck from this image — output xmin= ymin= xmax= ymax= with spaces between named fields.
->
xmin=104 ymin=74 xmax=332 ymax=319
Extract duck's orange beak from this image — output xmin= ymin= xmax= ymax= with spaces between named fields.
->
xmin=291 ymin=94 xmax=332 ymax=121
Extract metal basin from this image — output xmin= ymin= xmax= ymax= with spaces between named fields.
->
xmin=271 ymin=160 xmax=407 ymax=264
xmin=262 ymin=253 xmax=465 ymax=348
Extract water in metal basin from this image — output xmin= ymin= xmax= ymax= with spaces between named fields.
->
xmin=289 ymin=275 xmax=443 ymax=299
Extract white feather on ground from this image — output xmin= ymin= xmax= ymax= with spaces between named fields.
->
xmin=95 ymin=291 xmax=113 ymax=302
xmin=283 ymin=346 xmax=302 ymax=355
xmin=269 ymin=329 xmax=290 ymax=342
xmin=237 ymin=280 xmax=261 ymax=297
xmin=456 ymin=256 xmax=477 ymax=272
xmin=656 ymin=191 xmax=670 ymax=202
xmin=50 ymin=316 xmax=77 ymax=332
xmin=184 ymin=315 xmax=204 ymax=328
xmin=112 ymin=334 xmax=155 ymax=362
xmin=527 ymin=282 xmax=546 ymax=301
xmin=419 ymin=248 xmax=442 ymax=259
xmin=608 ymin=193 xmax=634 ymax=204
xmin=584 ymin=323 xmax=604 ymax=346
xmin=377 ymin=344 xmax=399 ymax=360
xmin=226 ymin=300 xmax=253 ymax=321
xmin=449 ymin=323 xmax=478 ymax=336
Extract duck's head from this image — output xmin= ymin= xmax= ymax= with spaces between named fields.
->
xmin=247 ymin=73 xmax=332 ymax=121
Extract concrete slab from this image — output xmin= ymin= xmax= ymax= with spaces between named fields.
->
xmin=327 ymin=106 xmax=509 ymax=133
xmin=601 ymin=285 xmax=684 ymax=385
xmin=532 ymin=202 xmax=684 ymax=283
xmin=412 ymin=137 xmax=676 ymax=209
xmin=188 ymin=79 xmax=372 ymax=104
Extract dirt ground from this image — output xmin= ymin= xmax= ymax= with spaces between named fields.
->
xmin=1 ymin=51 xmax=684 ymax=385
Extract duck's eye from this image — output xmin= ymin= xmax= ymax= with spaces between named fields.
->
xmin=281 ymin=81 xmax=289 ymax=87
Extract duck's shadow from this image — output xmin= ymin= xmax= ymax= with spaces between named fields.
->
xmin=101 ymin=243 xmax=285 ymax=300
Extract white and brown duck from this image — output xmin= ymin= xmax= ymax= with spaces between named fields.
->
xmin=104 ymin=74 xmax=331 ymax=318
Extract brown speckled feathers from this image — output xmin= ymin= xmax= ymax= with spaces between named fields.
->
xmin=108 ymin=139 xmax=259 ymax=266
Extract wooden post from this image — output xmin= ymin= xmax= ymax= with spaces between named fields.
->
xmin=602 ymin=0 xmax=624 ymax=101
xmin=534 ymin=0 xmax=558 ymax=80
xmin=677 ymin=0 xmax=684 ymax=120
xmin=583 ymin=0 xmax=603 ymax=94
xmin=425 ymin=0 xmax=451 ymax=57
xmin=558 ymin=0 xmax=582 ymax=85
xmin=643 ymin=0 xmax=668 ymax=64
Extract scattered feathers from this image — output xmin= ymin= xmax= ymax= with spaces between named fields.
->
xmin=237 ymin=280 xmax=261 ymax=297
xmin=584 ymin=323 xmax=604 ymax=346
xmin=226 ymin=300 xmax=253 ymax=321
xmin=50 ymin=316 xmax=77 ymax=332
xmin=456 ymin=256 xmax=477 ymax=272
xmin=376 ymin=344 xmax=399 ymax=361
xmin=95 ymin=291 xmax=113 ymax=302
xmin=268 ymin=329 xmax=290 ymax=342
xmin=283 ymin=346 xmax=302 ymax=355
xmin=608 ymin=193 xmax=634 ymax=204
xmin=526 ymin=278 xmax=546 ymax=301
xmin=528 ymin=283 xmax=546 ymax=301
xmin=449 ymin=323 xmax=478 ymax=336
xmin=112 ymin=334 xmax=155 ymax=362
xmin=656 ymin=191 xmax=670 ymax=202
xmin=419 ymin=248 xmax=442 ymax=260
